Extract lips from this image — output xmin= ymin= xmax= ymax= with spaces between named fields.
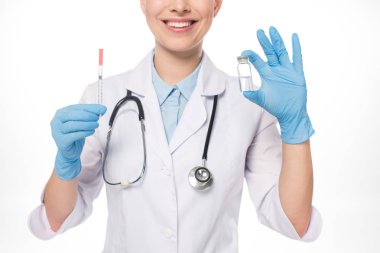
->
xmin=162 ymin=19 xmax=198 ymax=32
xmin=166 ymin=21 xmax=194 ymax=28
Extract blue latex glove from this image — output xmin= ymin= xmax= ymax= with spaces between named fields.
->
xmin=50 ymin=104 xmax=107 ymax=180
xmin=242 ymin=26 xmax=314 ymax=144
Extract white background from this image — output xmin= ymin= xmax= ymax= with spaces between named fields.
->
xmin=1 ymin=0 xmax=380 ymax=252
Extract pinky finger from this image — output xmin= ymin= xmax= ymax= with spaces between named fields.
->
xmin=292 ymin=33 xmax=304 ymax=73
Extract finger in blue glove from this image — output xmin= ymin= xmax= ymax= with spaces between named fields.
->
xmin=51 ymin=104 xmax=107 ymax=180
xmin=241 ymin=26 xmax=314 ymax=144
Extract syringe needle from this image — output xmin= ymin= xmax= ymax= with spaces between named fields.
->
xmin=98 ymin=49 xmax=103 ymax=104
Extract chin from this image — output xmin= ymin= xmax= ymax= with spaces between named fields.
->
xmin=158 ymin=39 xmax=202 ymax=55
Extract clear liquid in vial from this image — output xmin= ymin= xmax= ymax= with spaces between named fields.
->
xmin=237 ymin=56 xmax=258 ymax=92
xmin=239 ymin=76 xmax=255 ymax=92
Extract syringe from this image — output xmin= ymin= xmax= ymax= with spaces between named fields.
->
xmin=98 ymin=49 xmax=103 ymax=104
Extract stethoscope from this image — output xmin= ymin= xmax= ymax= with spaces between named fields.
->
xmin=102 ymin=89 xmax=218 ymax=191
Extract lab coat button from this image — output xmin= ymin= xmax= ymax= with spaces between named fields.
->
xmin=162 ymin=228 xmax=174 ymax=238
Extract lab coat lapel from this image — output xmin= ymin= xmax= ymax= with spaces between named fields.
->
xmin=144 ymin=82 xmax=173 ymax=165
xmin=169 ymin=86 xmax=207 ymax=154
xmin=123 ymin=51 xmax=172 ymax=166
xmin=169 ymin=54 xmax=226 ymax=154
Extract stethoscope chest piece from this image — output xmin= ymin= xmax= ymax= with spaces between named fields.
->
xmin=188 ymin=166 xmax=213 ymax=190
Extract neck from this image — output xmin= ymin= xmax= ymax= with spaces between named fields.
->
xmin=153 ymin=43 xmax=203 ymax=86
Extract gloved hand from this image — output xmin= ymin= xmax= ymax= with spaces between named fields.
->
xmin=50 ymin=104 xmax=107 ymax=180
xmin=242 ymin=26 xmax=314 ymax=144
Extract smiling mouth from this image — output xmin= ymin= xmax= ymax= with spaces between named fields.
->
xmin=163 ymin=20 xmax=197 ymax=29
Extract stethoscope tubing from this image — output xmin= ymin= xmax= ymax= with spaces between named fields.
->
xmin=102 ymin=90 xmax=147 ymax=188
xmin=202 ymin=95 xmax=218 ymax=161
xmin=101 ymin=89 xmax=218 ymax=190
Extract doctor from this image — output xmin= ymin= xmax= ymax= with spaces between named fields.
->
xmin=28 ymin=0 xmax=322 ymax=252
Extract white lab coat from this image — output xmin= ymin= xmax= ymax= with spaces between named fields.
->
xmin=28 ymin=51 xmax=322 ymax=252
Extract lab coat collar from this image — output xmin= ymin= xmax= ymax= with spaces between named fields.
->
xmin=122 ymin=49 xmax=227 ymax=163
xmin=151 ymin=50 xmax=202 ymax=104
xmin=123 ymin=49 xmax=226 ymax=97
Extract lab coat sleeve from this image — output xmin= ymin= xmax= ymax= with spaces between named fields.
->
xmin=244 ymin=109 xmax=322 ymax=242
xmin=28 ymin=83 xmax=104 ymax=240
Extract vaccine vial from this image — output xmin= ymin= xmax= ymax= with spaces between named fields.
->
xmin=237 ymin=56 xmax=256 ymax=92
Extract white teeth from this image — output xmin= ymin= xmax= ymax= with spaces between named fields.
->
xmin=166 ymin=21 xmax=192 ymax=28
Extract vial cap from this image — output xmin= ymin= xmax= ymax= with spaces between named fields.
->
xmin=237 ymin=55 xmax=249 ymax=64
